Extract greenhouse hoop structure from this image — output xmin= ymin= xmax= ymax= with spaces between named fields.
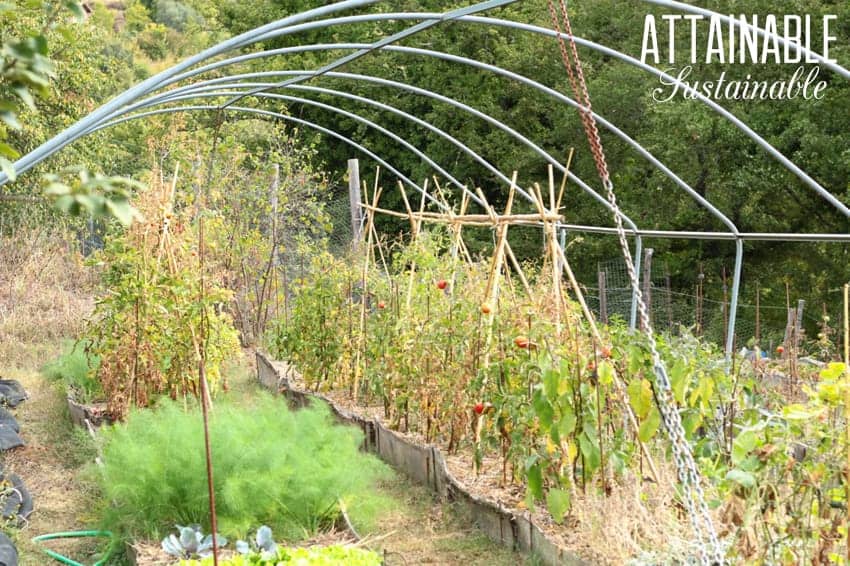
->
xmin=1 ymin=0 xmax=848 ymax=361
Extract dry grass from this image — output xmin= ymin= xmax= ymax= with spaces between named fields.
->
xmin=0 ymin=229 xmax=107 ymax=564
xmin=0 ymin=228 xmax=95 ymax=370
xmin=4 ymin=365 xmax=105 ymax=566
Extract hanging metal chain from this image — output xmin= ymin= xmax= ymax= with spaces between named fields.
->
xmin=546 ymin=1 xmax=724 ymax=563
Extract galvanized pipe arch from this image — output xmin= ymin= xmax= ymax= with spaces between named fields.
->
xmin=128 ymin=43 xmax=738 ymax=236
xmin=114 ymin=66 xmax=643 ymax=235
xmin=230 ymin=12 xmax=849 ymax=217
xmin=119 ymin=83 xmax=520 ymax=198
xmin=91 ymin=103 xmax=433 ymax=206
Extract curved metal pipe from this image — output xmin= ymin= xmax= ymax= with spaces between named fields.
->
xmin=0 ymin=0 xmax=379 ymax=184
xmin=137 ymin=38 xmax=732 ymax=234
xmin=124 ymin=82 xmax=519 ymax=198
xmin=236 ymin=13 xmax=849 ymax=217
xmin=113 ymin=89 xmax=477 ymax=205
xmin=6 ymin=10 xmax=845 ymax=221
xmin=114 ymin=67 xmax=642 ymax=234
xmin=102 ymin=83 xmax=516 ymax=204
xmin=222 ymin=0 xmax=519 ymax=108
xmin=90 ymin=104 xmax=430 ymax=202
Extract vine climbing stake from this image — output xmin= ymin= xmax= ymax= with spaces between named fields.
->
xmin=546 ymin=1 xmax=725 ymax=563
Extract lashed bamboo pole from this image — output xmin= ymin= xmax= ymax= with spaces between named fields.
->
xmin=403 ymin=179 xmax=429 ymax=310
xmin=551 ymin=239 xmax=660 ymax=483
xmin=503 ymin=241 xmax=533 ymax=297
xmin=556 ymin=148 xmax=575 ymax=212
xmin=359 ymin=203 xmax=562 ymax=225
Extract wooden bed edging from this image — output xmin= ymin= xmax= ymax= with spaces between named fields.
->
xmin=256 ymin=351 xmax=586 ymax=566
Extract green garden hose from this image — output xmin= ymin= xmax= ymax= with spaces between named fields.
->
xmin=31 ymin=530 xmax=115 ymax=566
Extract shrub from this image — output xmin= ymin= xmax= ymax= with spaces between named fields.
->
xmin=180 ymin=545 xmax=381 ymax=566
xmin=86 ymin=178 xmax=240 ymax=418
xmin=42 ymin=340 xmax=102 ymax=403
xmin=95 ymin=395 xmax=392 ymax=542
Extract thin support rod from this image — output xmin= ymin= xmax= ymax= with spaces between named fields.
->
xmin=631 ymin=236 xmax=642 ymax=330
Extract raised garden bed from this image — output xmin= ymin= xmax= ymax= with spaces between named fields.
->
xmin=66 ymin=394 xmax=112 ymax=429
xmin=257 ymin=351 xmax=585 ymax=566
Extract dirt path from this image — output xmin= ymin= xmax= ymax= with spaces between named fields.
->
xmin=0 ymin=351 xmax=530 ymax=566
xmin=2 ymin=357 xmax=104 ymax=566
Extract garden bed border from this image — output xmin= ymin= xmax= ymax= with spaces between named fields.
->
xmin=257 ymin=351 xmax=586 ymax=566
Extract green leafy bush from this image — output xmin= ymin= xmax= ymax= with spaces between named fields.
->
xmin=95 ymin=395 xmax=392 ymax=542
xmin=42 ymin=340 xmax=102 ymax=403
xmin=180 ymin=545 xmax=381 ymax=566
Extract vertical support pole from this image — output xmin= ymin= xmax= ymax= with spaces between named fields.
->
xmin=844 ymin=283 xmax=850 ymax=563
xmin=725 ymin=239 xmax=743 ymax=362
xmin=348 ymin=159 xmax=362 ymax=250
xmin=641 ymin=247 xmax=653 ymax=330
xmin=696 ymin=264 xmax=705 ymax=337
xmin=558 ymin=227 xmax=567 ymax=273
xmin=755 ymin=282 xmax=761 ymax=363
xmin=665 ymin=269 xmax=673 ymax=330
xmin=795 ymin=299 xmax=806 ymax=338
xmin=598 ymin=269 xmax=608 ymax=324
xmin=629 ymin=236 xmax=642 ymax=330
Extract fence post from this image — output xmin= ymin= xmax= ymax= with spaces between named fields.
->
xmin=598 ymin=269 xmax=608 ymax=324
xmin=725 ymin=239 xmax=744 ymax=362
xmin=348 ymin=158 xmax=363 ymax=250
xmin=665 ymin=269 xmax=673 ymax=330
xmin=696 ymin=265 xmax=704 ymax=337
xmin=641 ymin=247 xmax=653 ymax=330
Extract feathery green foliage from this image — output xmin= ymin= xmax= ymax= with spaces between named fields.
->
xmin=41 ymin=340 xmax=102 ymax=403
xmin=95 ymin=395 xmax=393 ymax=542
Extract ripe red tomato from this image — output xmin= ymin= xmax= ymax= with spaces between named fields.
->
xmin=436 ymin=279 xmax=448 ymax=290
xmin=776 ymin=345 xmax=785 ymax=354
xmin=514 ymin=336 xmax=529 ymax=349
xmin=480 ymin=303 xmax=492 ymax=314
xmin=473 ymin=402 xmax=484 ymax=415
xmin=600 ymin=347 xmax=612 ymax=359
xmin=377 ymin=301 xmax=386 ymax=309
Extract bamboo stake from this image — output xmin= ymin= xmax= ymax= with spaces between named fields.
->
xmin=398 ymin=180 xmax=418 ymax=312
xmin=552 ymin=237 xmax=661 ymax=483
xmin=404 ymin=180 xmax=430 ymax=310
xmin=503 ymin=241 xmax=533 ymax=297
xmin=397 ymin=181 xmax=416 ymax=234
xmin=556 ymin=148 xmax=575 ymax=212
xmin=358 ymin=204 xmax=562 ymax=225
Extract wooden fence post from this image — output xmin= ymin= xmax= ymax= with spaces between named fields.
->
xmin=348 ymin=159 xmax=362 ymax=250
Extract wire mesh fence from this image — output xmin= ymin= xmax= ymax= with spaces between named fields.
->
xmin=581 ymin=253 xmax=826 ymax=352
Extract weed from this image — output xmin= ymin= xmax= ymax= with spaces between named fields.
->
xmin=42 ymin=340 xmax=102 ymax=403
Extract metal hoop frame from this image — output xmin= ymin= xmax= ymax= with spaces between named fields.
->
xmin=1 ymin=0 xmax=847 ymax=357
